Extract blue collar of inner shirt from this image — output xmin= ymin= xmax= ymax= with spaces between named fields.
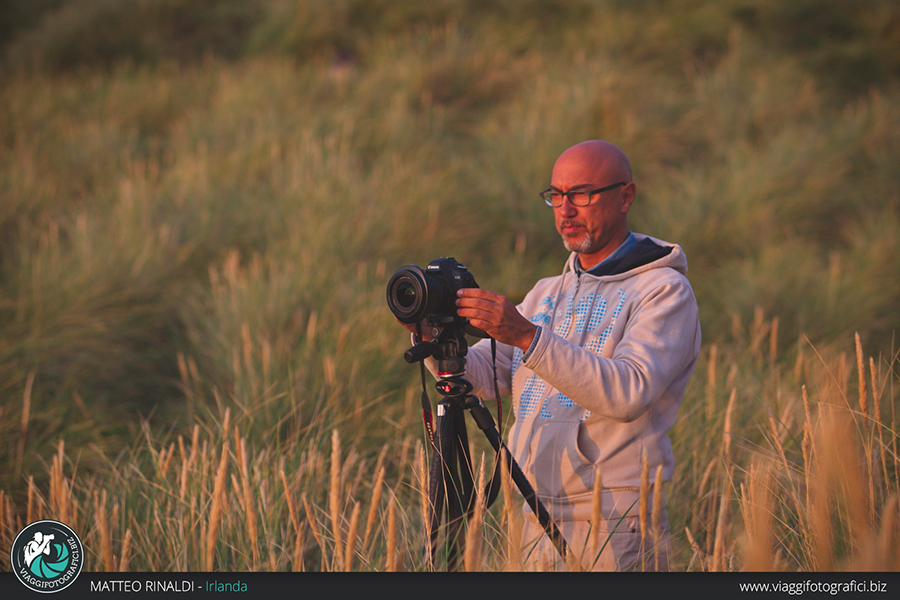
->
xmin=574 ymin=231 xmax=637 ymax=275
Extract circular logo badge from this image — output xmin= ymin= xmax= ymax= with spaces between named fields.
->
xmin=10 ymin=520 xmax=84 ymax=593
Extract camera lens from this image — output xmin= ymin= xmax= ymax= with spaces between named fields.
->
xmin=396 ymin=282 xmax=417 ymax=309
xmin=387 ymin=266 xmax=433 ymax=324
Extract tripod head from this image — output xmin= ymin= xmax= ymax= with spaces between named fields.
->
xmin=404 ymin=316 xmax=475 ymax=399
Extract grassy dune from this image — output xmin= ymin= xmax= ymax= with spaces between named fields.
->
xmin=1 ymin=0 xmax=899 ymax=571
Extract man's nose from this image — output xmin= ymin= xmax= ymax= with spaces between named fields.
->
xmin=555 ymin=195 xmax=579 ymax=216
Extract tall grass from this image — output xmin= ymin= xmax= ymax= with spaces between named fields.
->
xmin=0 ymin=334 xmax=898 ymax=571
xmin=1 ymin=0 xmax=899 ymax=571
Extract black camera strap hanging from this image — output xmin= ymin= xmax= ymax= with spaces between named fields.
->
xmin=490 ymin=337 xmax=502 ymax=434
xmin=415 ymin=321 xmax=435 ymax=445
xmin=484 ymin=337 xmax=504 ymax=507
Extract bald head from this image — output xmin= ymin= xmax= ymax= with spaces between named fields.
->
xmin=552 ymin=140 xmax=632 ymax=184
xmin=549 ymin=140 xmax=636 ymax=269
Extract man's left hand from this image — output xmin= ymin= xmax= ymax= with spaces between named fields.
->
xmin=455 ymin=288 xmax=537 ymax=351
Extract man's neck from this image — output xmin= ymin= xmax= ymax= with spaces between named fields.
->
xmin=577 ymin=230 xmax=631 ymax=271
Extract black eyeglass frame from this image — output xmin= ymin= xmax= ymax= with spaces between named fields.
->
xmin=539 ymin=181 xmax=628 ymax=207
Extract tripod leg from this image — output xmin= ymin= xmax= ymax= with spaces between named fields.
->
xmin=454 ymin=407 xmax=475 ymax=516
xmin=428 ymin=411 xmax=452 ymax=569
xmin=465 ymin=396 xmax=570 ymax=561
xmin=444 ymin=456 xmax=464 ymax=570
xmin=443 ymin=407 xmax=476 ymax=571
xmin=429 ymin=400 xmax=471 ymax=570
xmin=426 ymin=439 xmax=445 ymax=569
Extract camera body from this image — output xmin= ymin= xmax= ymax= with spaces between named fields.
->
xmin=386 ymin=257 xmax=486 ymax=337
xmin=387 ymin=257 xmax=487 ymax=372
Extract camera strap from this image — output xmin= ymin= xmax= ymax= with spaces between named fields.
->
xmin=490 ymin=338 xmax=502 ymax=434
xmin=485 ymin=338 xmax=504 ymax=508
xmin=415 ymin=322 xmax=435 ymax=445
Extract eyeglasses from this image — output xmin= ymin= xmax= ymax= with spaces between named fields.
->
xmin=539 ymin=181 xmax=627 ymax=207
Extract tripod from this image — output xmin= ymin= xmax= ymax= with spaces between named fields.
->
xmin=405 ymin=325 xmax=569 ymax=570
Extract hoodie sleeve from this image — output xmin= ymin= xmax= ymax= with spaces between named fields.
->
xmin=521 ymin=276 xmax=701 ymax=422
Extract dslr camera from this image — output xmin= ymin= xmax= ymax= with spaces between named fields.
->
xmin=386 ymin=257 xmax=487 ymax=372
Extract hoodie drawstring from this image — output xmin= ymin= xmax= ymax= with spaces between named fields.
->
xmin=547 ymin=253 xmax=574 ymax=335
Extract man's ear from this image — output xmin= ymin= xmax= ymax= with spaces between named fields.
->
xmin=621 ymin=182 xmax=636 ymax=213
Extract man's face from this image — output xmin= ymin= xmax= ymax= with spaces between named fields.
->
xmin=550 ymin=153 xmax=633 ymax=264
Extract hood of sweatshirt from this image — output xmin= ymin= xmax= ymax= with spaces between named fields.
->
xmin=569 ymin=233 xmax=686 ymax=281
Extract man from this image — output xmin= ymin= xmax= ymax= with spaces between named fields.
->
xmin=404 ymin=140 xmax=701 ymax=570
xmin=23 ymin=531 xmax=54 ymax=568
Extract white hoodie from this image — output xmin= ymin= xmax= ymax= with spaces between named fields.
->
xmin=432 ymin=233 xmax=701 ymax=526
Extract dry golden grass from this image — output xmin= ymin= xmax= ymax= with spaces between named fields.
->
xmin=463 ymin=456 xmax=486 ymax=572
xmin=385 ymin=500 xmax=398 ymax=572
xmin=1 ymin=334 xmax=898 ymax=572
xmin=653 ymin=465 xmax=664 ymax=571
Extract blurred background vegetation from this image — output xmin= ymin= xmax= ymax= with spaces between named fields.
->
xmin=1 ymin=0 xmax=899 ymax=571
